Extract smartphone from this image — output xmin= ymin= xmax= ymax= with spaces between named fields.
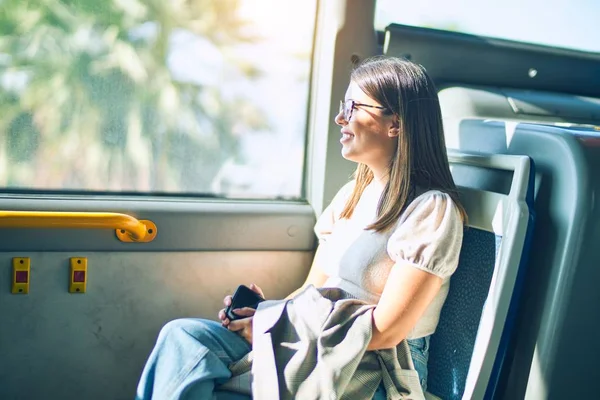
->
xmin=225 ymin=285 xmax=265 ymax=321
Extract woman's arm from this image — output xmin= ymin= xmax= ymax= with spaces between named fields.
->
xmin=368 ymin=192 xmax=463 ymax=350
xmin=286 ymin=245 xmax=330 ymax=299
xmin=367 ymin=263 xmax=442 ymax=350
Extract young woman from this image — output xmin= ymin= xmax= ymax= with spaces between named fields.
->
xmin=136 ymin=56 xmax=466 ymax=399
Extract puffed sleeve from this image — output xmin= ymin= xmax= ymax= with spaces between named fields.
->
xmin=313 ymin=180 xmax=355 ymax=243
xmin=387 ymin=191 xmax=464 ymax=279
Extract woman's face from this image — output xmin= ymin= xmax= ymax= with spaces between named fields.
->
xmin=335 ymin=81 xmax=398 ymax=169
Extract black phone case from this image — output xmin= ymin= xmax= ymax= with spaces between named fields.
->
xmin=225 ymin=285 xmax=265 ymax=321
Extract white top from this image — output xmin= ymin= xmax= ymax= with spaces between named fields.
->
xmin=314 ymin=180 xmax=464 ymax=339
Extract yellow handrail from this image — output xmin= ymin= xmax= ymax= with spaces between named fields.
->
xmin=0 ymin=211 xmax=157 ymax=242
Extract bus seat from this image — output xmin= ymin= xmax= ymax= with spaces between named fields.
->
xmin=427 ymin=151 xmax=535 ymax=400
xmin=440 ymin=118 xmax=600 ymax=399
xmin=427 ymin=227 xmax=500 ymax=399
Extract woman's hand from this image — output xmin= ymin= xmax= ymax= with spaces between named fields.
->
xmin=217 ymin=283 xmax=265 ymax=343
xmin=226 ymin=308 xmax=256 ymax=343
xmin=218 ymin=295 xmax=234 ymax=328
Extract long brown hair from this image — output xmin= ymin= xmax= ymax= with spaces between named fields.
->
xmin=339 ymin=56 xmax=467 ymax=231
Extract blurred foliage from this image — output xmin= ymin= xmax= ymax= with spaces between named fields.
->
xmin=0 ymin=0 xmax=268 ymax=193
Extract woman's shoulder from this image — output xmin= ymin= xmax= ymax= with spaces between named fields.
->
xmin=409 ymin=189 xmax=457 ymax=208
xmin=328 ymin=179 xmax=356 ymax=210
xmin=400 ymin=189 xmax=462 ymax=226
xmin=313 ymin=180 xmax=356 ymax=240
xmin=338 ymin=179 xmax=356 ymax=198
xmin=387 ymin=189 xmax=464 ymax=279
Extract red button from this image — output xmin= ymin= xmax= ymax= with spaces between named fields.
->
xmin=15 ymin=271 xmax=28 ymax=283
xmin=73 ymin=271 xmax=86 ymax=283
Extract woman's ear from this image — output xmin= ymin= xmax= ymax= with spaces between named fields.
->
xmin=388 ymin=115 xmax=400 ymax=138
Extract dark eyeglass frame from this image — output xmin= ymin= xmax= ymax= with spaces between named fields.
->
xmin=339 ymin=99 xmax=387 ymax=121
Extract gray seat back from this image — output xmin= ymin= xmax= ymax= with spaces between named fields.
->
xmin=427 ymin=151 xmax=535 ymax=399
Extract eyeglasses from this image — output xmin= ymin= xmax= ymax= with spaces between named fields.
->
xmin=339 ymin=100 xmax=387 ymax=121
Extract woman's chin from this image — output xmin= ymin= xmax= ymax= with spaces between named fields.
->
xmin=340 ymin=146 xmax=359 ymax=162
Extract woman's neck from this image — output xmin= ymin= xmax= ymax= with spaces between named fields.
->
xmin=369 ymin=167 xmax=389 ymax=191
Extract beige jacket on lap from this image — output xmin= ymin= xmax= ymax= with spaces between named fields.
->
xmin=220 ymin=286 xmax=424 ymax=400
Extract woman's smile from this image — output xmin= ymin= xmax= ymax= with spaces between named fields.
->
xmin=340 ymin=129 xmax=355 ymax=143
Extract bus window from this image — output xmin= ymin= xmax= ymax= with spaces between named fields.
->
xmin=0 ymin=0 xmax=317 ymax=199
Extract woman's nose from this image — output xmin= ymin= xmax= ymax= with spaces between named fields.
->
xmin=334 ymin=109 xmax=346 ymax=126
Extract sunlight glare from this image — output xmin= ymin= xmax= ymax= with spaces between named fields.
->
xmin=238 ymin=0 xmax=317 ymax=54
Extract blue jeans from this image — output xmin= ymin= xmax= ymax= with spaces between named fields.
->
xmin=372 ymin=335 xmax=430 ymax=399
xmin=135 ymin=318 xmax=429 ymax=399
